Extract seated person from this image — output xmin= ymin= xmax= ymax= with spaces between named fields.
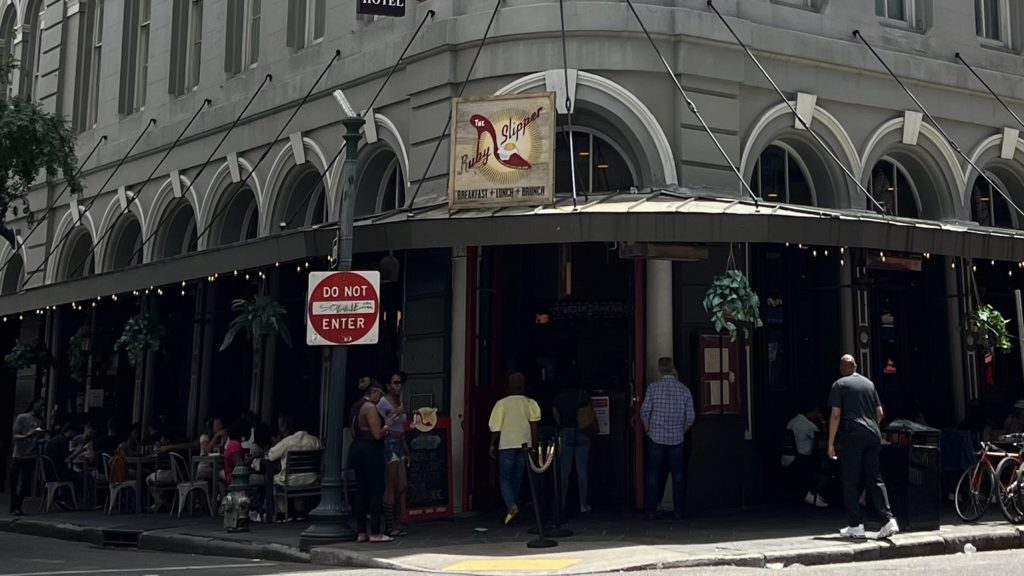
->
xmin=265 ymin=415 xmax=321 ymax=519
xmin=67 ymin=422 xmax=98 ymax=473
xmin=46 ymin=423 xmax=77 ymax=481
xmin=781 ymin=404 xmax=829 ymax=507
xmin=221 ymin=424 xmax=247 ymax=486
xmin=118 ymin=423 xmax=143 ymax=458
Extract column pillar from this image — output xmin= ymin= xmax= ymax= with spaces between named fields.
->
xmin=840 ymin=259 xmax=855 ymax=356
xmin=197 ymin=283 xmax=217 ymax=430
xmin=141 ymin=295 xmax=159 ymax=433
xmin=449 ymin=248 xmax=468 ymax=514
xmin=946 ymin=258 xmax=967 ymax=424
xmin=645 ymin=259 xmax=674 ymax=379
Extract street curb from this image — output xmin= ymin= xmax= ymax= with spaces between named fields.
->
xmin=1 ymin=519 xmax=309 ymax=564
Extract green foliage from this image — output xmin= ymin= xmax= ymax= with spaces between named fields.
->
xmin=0 ymin=58 xmax=82 ymax=219
xmin=220 ymin=296 xmax=293 ymax=351
xmin=115 ymin=314 xmax=163 ymax=368
xmin=68 ymin=324 xmax=93 ymax=380
xmin=970 ymin=304 xmax=1012 ymax=353
xmin=702 ymin=269 xmax=763 ymax=342
xmin=4 ymin=340 xmax=53 ymax=370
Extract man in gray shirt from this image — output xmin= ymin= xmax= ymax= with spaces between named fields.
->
xmin=827 ymin=355 xmax=899 ymax=539
xmin=9 ymin=399 xmax=45 ymax=515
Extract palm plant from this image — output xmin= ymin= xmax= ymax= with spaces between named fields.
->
xmin=220 ymin=296 xmax=293 ymax=412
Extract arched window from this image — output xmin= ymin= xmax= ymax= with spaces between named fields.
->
xmin=555 ymin=128 xmax=636 ymax=195
xmin=0 ymin=5 xmax=17 ymax=98
xmin=21 ymin=0 xmax=44 ymax=99
xmin=2 ymin=252 xmax=23 ymax=294
xmin=972 ymin=174 xmax=1015 ymax=228
xmin=105 ymin=215 xmax=142 ymax=271
xmin=209 ymin=186 xmax=258 ymax=247
xmin=749 ymin=144 xmax=814 ymax=205
xmin=157 ymin=199 xmax=197 ymax=258
xmin=62 ymin=230 xmax=95 ymax=280
xmin=272 ymin=165 xmax=327 ymax=232
xmin=870 ymin=159 xmax=920 ymax=218
xmin=355 ymin=147 xmax=405 ymax=218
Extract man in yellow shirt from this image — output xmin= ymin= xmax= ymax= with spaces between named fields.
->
xmin=489 ymin=372 xmax=541 ymax=525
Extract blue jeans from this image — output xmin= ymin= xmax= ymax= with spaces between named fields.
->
xmin=644 ymin=437 xmax=686 ymax=515
xmin=499 ymin=449 xmax=527 ymax=512
xmin=559 ymin=428 xmax=590 ymax=509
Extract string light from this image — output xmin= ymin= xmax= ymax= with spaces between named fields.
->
xmin=952 ymin=260 xmax=957 ymax=269
xmin=181 ymin=281 xmax=186 ymax=287
xmin=18 ymin=315 xmax=23 ymax=320
xmin=824 ymin=249 xmax=829 ymax=257
xmin=156 ymin=288 xmax=164 ymax=296
xmin=812 ymin=250 xmax=818 ymax=257
xmin=111 ymin=294 xmax=118 ymax=301
xmin=181 ymin=289 xmax=186 ymax=296
xmin=1010 ymin=270 xmax=1014 ymax=278
xmin=785 ymin=242 xmax=790 ymax=247
xmin=992 ymin=260 xmax=996 ymax=266
xmin=840 ymin=258 xmax=845 ymax=267
xmin=972 ymin=264 xmax=977 ymax=272
xmin=923 ymin=252 xmax=930 ymax=259
xmin=304 ymin=262 xmax=310 ymax=269
xmin=275 ymin=262 xmax=279 ymax=267
xmin=296 ymin=265 xmax=302 ymax=273
xmin=840 ymin=246 xmax=845 ymax=255
xmin=245 ymin=274 xmax=250 ymax=281
xmin=233 ymin=270 xmax=238 ymax=277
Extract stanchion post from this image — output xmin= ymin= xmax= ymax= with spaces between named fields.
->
xmin=525 ymin=443 xmax=556 ymax=549
xmin=548 ymin=435 xmax=573 ymax=537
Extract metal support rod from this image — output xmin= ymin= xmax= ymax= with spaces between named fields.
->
xmin=407 ymin=0 xmax=502 ymax=213
xmin=706 ymin=1 xmax=884 ymax=213
xmin=853 ymin=31 xmax=1024 ymax=221
xmin=69 ymin=99 xmax=211 ymax=278
xmin=0 ymin=135 xmax=107 ymax=272
xmin=558 ymin=0 xmax=582 ymax=207
xmin=299 ymin=115 xmax=366 ymax=549
xmin=25 ymin=119 xmax=157 ymax=284
xmin=131 ymin=75 xmax=272 ymax=264
xmin=280 ymin=10 xmax=435 ymax=229
xmin=623 ymin=0 xmax=758 ymax=206
xmin=191 ymin=53 xmax=340 ymax=250
xmin=955 ymin=53 xmax=1024 ymax=134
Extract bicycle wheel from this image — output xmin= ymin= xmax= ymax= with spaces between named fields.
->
xmin=955 ymin=462 xmax=995 ymax=522
xmin=996 ymin=457 xmax=1024 ymax=524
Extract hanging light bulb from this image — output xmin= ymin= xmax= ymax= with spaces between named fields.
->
xmin=785 ymin=242 xmax=790 ymax=247
xmin=824 ymin=249 xmax=829 ymax=257
xmin=111 ymin=294 xmax=118 ymax=301
xmin=233 ymin=270 xmax=238 ymax=277
xmin=157 ymin=288 xmax=164 ymax=296
xmin=275 ymin=262 xmax=279 ymax=267
xmin=840 ymin=246 xmax=845 ymax=255
xmin=840 ymin=258 xmax=845 ymax=267
xmin=304 ymin=262 xmax=310 ymax=269
xmin=952 ymin=260 xmax=957 ymax=269
xmin=296 ymin=265 xmax=302 ymax=273
xmin=181 ymin=281 xmax=186 ymax=287
xmin=992 ymin=260 xmax=996 ymax=266
xmin=813 ymin=250 xmax=818 ymax=257
xmin=1010 ymin=270 xmax=1014 ymax=278
xmin=923 ymin=252 xmax=930 ymax=259
xmin=973 ymin=264 xmax=977 ymax=272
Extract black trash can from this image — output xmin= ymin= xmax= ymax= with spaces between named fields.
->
xmin=881 ymin=423 xmax=941 ymax=532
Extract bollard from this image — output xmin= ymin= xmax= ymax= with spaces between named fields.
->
xmin=524 ymin=443 xmax=556 ymax=549
xmin=223 ymin=465 xmax=251 ymax=533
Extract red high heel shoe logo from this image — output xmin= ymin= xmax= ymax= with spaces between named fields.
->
xmin=469 ymin=114 xmax=532 ymax=170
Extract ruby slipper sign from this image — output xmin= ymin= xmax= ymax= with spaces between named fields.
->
xmin=306 ymin=271 xmax=381 ymax=346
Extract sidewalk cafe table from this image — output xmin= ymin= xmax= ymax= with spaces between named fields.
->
xmin=125 ymin=454 xmax=158 ymax=514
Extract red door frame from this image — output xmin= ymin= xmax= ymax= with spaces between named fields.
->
xmin=632 ymin=259 xmax=646 ymax=510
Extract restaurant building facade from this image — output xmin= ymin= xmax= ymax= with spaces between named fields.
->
xmin=3 ymin=0 xmax=1024 ymax=513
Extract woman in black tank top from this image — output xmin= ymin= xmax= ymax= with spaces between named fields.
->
xmin=349 ymin=379 xmax=391 ymax=542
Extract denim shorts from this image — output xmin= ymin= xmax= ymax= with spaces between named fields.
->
xmin=384 ymin=435 xmax=404 ymax=464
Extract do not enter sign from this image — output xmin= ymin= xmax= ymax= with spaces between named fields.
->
xmin=306 ymin=271 xmax=381 ymax=345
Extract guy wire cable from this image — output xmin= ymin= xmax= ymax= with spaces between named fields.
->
xmin=623 ymin=0 xmax=758 ymax=206
xmin=279 ymin=10 xmax=436 ymax=229
xmin=68 ymin=98 xmax=212 ymax=278
xmin=24 ymin=119 xmax=158 ymax=284
xmin=707 ymin=1 xmax=885 ymax=213
xmin=129 ymin=74 xmax=272 ymax=264
xmin=407 ymin=0 xmax=502 ymax=213
xmin=558 ymin=0 xmax=583 ymax=208
xmin=955 ymin=52 xmax=1024 ymax=134
xmin=189 ymin=51 xmax=341 ymax=250
xmin=854 ymin=31 xmax=1024 ymax=220
xmin=0 ymin=135 xmax=107 ymax=272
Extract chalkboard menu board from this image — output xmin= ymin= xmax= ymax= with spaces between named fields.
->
xmin=402 ymin=416 xmax=453 ymax=521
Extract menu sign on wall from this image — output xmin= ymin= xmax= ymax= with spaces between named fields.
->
xmin=449 ymin=93 xmax=556 ymax=209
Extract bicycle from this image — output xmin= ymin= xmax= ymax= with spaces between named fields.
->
xmin=954 ymin=434 xmax=1024 ymax=522
xmin=994 ymin=434 xmax=1024 ymax=524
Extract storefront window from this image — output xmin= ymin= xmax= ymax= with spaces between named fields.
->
xmin=971 ymin=176 xmax=1014 ymax=229
xmin=555 ymin=128 xmax=635 ymax=196
xmin=749 ymin=144 xmax=813 ymax=206
xmin=870 ymin=159 xmax=920 ymax=218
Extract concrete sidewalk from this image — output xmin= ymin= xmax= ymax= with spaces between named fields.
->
xmin=3 ymin=501 xmax=1024 ymax=574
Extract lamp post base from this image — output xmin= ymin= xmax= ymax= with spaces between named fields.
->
xmin=299 ymin=483 xmax=356 ymax=551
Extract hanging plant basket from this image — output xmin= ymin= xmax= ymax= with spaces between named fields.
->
xmin=220 ymin=296 xmax=293 ymax=351
xmin=68 ymin=324 xmax=93 ymax=381
xmin=969 ymin=304 xmax=1012 ymax=353
xmin=703 ymin=269 xmax=763 ymax=342
xmin=4 ymin=340 xmax=54 ymax=370
xmin=115 ymin=314 xmax=164 ymax=368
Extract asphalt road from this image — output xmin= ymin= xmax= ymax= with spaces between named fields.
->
xmin=1 ymin=532 xmax=1022 ymax=575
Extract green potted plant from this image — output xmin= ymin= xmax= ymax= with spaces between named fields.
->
xmin=969 ymin=304 xmax=1012 ymax=352
xmin=4 ymin=340 xmax=53 ymax=370
xmin=68 ymin=324 xmax=92 ymax=382
xmin=703 ymin=269 xmax=763 ymax=342
xmin=115 ymin=314 xmax=163 ymax=368
xmin=220 ymin=296 xmax=293 ymax=412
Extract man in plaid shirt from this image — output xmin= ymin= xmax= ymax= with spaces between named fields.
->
xmin=641 ymin=357 xmax=695 ymax=519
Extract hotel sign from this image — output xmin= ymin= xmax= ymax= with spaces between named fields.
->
xmin=449 ymin=93 xmax=556 ymax=209
xmin=357 ymin=0 xmax=405 ymax=17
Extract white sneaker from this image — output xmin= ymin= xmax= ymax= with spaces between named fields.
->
xmin=877 ymin=518 xmax=900 ymax=539
xmin=840 ymin=524 xmax=866 ymax=539
xmin=804 ymin=492 xmax=828 ymax=508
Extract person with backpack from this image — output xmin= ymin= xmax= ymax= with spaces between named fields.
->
xmin=552 ymin=376 xmax=596 ymax=514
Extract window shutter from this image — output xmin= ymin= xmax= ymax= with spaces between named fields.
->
xmin=286 ymin=0 xmax=305 ymax=49
xmin=118 ymin=0 xmax=138 ymax=114
xmin=169 ymin=0 xmax=186 ymax=95
xmin=224 ymin=0 xmax=243 ymax=74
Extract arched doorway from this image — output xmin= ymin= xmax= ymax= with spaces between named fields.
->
xmin=870 ymin=159 xmax=921 ymax=218
xmin=61 ymin=229 xmax=95 ymax=280
xmin=355 ymin=146 xmax=405 ymax=217
xmin=555 ymin=127 xmax=636 ymax=195
xmin=271 ymin=165 xmax=327 ymax=232
xmin=208 ymin=186 xmax=258 ymax=247
xmin=105 ymin=215 xmax=143 ymax=271
xmin=2 ymin=252 xmax=23 ymax=294
xmin=749 ymin=144 xmax=815 ymax=206
xmin=156 ymin=199 xmax=198 ymax=258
